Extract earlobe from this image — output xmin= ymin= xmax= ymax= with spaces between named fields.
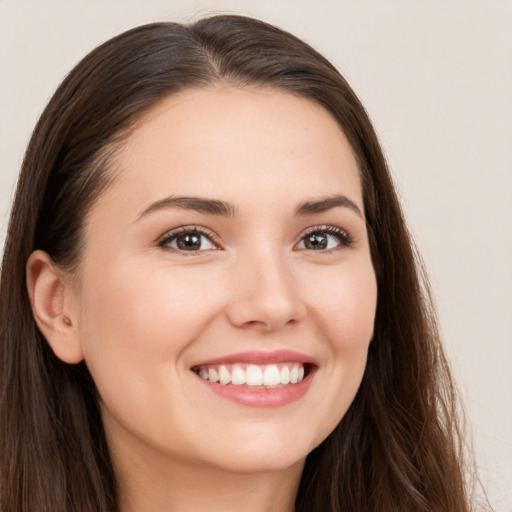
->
xmin=26 ymin=250 xmax=84 ymax=364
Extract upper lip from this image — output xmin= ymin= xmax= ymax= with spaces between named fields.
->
xmin=192 ymin=349 xmax=317 ymax=367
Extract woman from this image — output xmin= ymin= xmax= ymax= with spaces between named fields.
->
xmin=0 ymin=14 xmax=474 ymax=512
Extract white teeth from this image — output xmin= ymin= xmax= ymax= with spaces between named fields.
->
xmin=196 ymin=362 xmax=307 ymax=387
xmin=263 ymin=364 xmax=281 ymax=386
xmin=280 ymin=366 xmax=290 ymax=385
xmin=290 ymin=364 xmax=299 ymax=384
xmin=218 ymin=365 xmax=231 ymax=385
xmin=246 ymin=365 xmax=263 ymax=386
xmin=231 ymin=366 xmax=246 ymax=385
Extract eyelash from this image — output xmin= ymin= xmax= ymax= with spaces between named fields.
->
xmin=158 ymin=226 xmax=220 ymax=255
xmin=158 ymin=224 xmax=353 ymax=255
xmin=296 ymin=225 xmax=354 ymax=252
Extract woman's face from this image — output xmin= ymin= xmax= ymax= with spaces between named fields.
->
xmin=69 ymin=87 xmax=377 ymax=475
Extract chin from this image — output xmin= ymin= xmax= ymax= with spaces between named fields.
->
xmin=211 ymin=450 xmax=307 ymax=475
xmin=198 ymin=433 xmax=314 ymax=475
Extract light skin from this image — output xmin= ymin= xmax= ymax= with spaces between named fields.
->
xmin=27 ymin=87 xmax=378 ymax=512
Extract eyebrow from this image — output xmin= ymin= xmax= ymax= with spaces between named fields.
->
xmin=294 ymin=194 xmax=363 ymax=218
xmin=136 ymin=196 xmax=237 ymax=221
xmin=135 ymin=193 xmax=362 ymax=222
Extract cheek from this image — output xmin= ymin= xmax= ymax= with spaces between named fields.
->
xmin=306 ymin=259 xmax=377 ymax=353
xmin=294 ymin=259 xmax=377 ymax=445
xmin=74 ymin=260 xmax=229 ymax=449
xmin=79 ymin=260 xmax=214 ymax=344
xmin=75 ymin=259 xmax=225 ymax=394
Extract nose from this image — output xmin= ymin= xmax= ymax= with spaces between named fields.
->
xmin=226 ymin=248 xmax=307 ymax=332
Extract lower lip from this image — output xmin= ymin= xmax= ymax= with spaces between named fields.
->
xmin=194 ymin=371 xmax=315 ymax=408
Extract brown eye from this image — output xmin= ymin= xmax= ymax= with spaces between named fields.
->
xmin=176 ymin=233 xmax=202 ymax=250
xmin=295 ymin=227 xmax=352 ymax=252
xmin=303 ymin=233 xmax=328 ymax=250
xmin=160 ymin=229 xmax=216 ymax=252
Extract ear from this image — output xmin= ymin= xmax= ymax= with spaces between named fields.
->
xmin=26 ymin=250 xmax=84 ymax=364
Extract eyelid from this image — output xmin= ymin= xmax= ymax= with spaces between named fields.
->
xmin=157 ymin=225 xmax=221 ymax=252
xmin=156 ymin=224 xmax=353 ymax=254
xmin=294 ymin=224 xmax=354 ymax=251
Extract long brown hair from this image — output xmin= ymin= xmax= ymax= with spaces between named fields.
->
xmin=1 ymin=15 xmax=474 ymax=511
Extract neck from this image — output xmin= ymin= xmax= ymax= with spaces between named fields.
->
xmin=112 ymin=436 xmax=303 ymax=512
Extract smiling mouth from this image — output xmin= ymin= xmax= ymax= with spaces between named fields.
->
xmin=191 ymin=362 xmax=313 ymax=388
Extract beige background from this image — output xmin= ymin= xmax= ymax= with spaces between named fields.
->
xmin=1 ymin=1 xmax=511 ymax=510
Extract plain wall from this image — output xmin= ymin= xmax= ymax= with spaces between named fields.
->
xmin=1 ymin=1 xmax=511 ymax=510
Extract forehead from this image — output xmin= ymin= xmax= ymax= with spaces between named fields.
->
xmin=94 ymin=86 xmax=362 ymax=217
